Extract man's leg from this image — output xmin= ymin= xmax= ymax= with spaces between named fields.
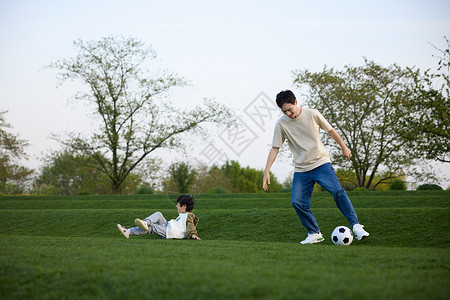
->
xmin=292 ymin=171 xmax=320 ymax=234
xmin=314 ymin=163 xmax=359 ymax=228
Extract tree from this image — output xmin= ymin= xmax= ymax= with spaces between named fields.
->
xmin=292 ymin=59 xmax=432 ymax=188
xmin=194 ymin=165 xmax=232 ymax=193
xmin=0 ymin=111 xmax=33 ymax=194
xmin=49 ymin=36 xmax=233 ymax=193
xmin=134 ymin=157 xmax=164 ymax=193
xmin=34 ymin=150 xmax=149 ymax=195
xmin=221 ymin=160 xmax=282 ymax=193
xmin=167 ymin=162 xmax=197 ymax=194
xmin=399 ymin=37 xmax=450 ymax=163
xmin=162 ymin=161 xmax=283 ymax=194
xmin=33 ymin=150 xmax=111 ymax=195
xmin=335 ymin=168 xmax=405 ymax=191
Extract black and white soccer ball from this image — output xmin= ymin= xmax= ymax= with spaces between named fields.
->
xmin=331 ymin=226 xmax=353 ymax=246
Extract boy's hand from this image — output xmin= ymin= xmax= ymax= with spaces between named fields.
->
xmin=191 ymin=234 xmax=201 ymax=240
xmin=342 ymin=147 xmax=351 ymax=160
xmin=263 ymin=171 xmax=270 ymax=191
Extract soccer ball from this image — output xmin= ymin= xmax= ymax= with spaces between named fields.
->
xmin=331 ymin=226 xmax=353 ymax=246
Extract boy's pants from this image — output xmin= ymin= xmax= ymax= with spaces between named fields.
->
xmin=292 ymin=163 xmax=359 ymax=234
xmin=129 ymin=212 xmax=167 ymax=238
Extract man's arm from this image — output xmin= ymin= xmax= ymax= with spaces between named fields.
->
xmin=263 ymin=147 xmax=280 ymax=191
xmin=328 ymin=129 xmax=351 ymax=160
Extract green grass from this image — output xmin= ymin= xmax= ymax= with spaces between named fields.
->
xmin=1 ymin=191 xmax=449 ymax=299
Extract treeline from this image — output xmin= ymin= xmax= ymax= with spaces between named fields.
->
xmin=1 ymin=36 xmax=448 ymax=195
xmin=0 ymin=143 xmax=444 ymax=195
xmin=30 ymin=151 xmax=283 ymax=195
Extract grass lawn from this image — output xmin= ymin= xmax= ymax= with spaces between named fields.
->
xmin=0 ymin=191 xmax=449 ymax=299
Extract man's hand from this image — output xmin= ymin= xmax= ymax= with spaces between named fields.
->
xmin=342 ymin=146 xmax=351 ymax=160
xmin=263 ymin=171 xmax=271 ymax=191
xmin=263 ymin=147 xmax=279 ymax=191
xmin=328 ymin=129 xmax=351 ymax=161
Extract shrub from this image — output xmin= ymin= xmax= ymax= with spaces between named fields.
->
xmin=209 ymin=187 xmax=227 ymax=194
xmin=137 ymin=183 xmax=155 ymax=194
xmin=389 ymin=179 xmax=407 ymax=190
xmin=416 ymin=184 xmax=443 ymax=191
xmin=341 ymin=183 xmax=356 ymax=191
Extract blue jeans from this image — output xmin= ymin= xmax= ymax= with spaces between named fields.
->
xmin=292 ymin=163 xmax=359 ymax=234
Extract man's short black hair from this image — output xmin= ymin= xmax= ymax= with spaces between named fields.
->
xmin=177 ymin=194 xmax=195 ymax=212
xmin=276 ymin=90 xmax=296 ymax=108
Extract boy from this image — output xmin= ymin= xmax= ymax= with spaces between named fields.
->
xmin=117 ymin=194 xmax=200 ymax=240
xmin=263 ymin=90 xmax=369 ymax=244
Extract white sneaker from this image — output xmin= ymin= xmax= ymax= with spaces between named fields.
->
xmin=353 ymin=224 xmax=370 ymax=240
xmin=117 ymin=224 xmax=130 ymax=239
xmin=300 ymin=232 xmax=325 ymax=244
xmin=134 ymin=219 xmax=149 ymax=231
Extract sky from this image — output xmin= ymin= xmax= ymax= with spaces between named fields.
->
xmin=1 ymin=0 xmax=449 ymax=188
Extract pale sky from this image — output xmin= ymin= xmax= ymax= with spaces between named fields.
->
xmin=1 ymin=0 xmax=449 ymax=188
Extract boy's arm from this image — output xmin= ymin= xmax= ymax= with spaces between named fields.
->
xmin=263 ymin=147 xmax=280 ymax=191
xmin=186 ymin=213 xmax=200 ymax=240
xmin=328 ymin=129 xmax=351 ymax=160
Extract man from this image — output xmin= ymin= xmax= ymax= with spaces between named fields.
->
xmin=263 ymin=90 xmax=369 ymax=244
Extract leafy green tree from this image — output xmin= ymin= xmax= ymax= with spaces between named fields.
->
xmin=221 ymin=160 xmax=282 ymax=193
xmin=0 ymin=111 xmax=33 ymax=194
xmin=399 ymin=37 xmax=449 ymax=163
xmin=293 ymin=59 xmax=436 ymax=188
xmin=167 ymin=162 xmax=197 ymax=194
xmin=335 ymin=168 xmax=358 ymax=191
xmin=34 ymin=150 xmax=111 ymax=195
xmin=194 ymin=165 xmax=232 ymax=193
xmin=49 ymin=36 xmax=233 ymax=193
xmin=133 ymin=157 xmax=163 ymax=193
xmin=34 ymin=150 xmax=148 ymax=195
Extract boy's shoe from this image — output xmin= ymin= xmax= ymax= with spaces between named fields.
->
xmin=117 ymin=224 xmax=130 ymax=239
xmin=134 ymin=219 xmax=149 ymax=231
xmin=300 ymin=232 xmax=325 ymax=244
xmin=353 ymin=224 xmax=370 ymax=240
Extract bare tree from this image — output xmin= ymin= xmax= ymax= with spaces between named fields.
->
xmin=49 ymin=36 xmax=232 ymax=193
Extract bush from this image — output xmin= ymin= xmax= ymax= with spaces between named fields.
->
xmin=416 ymin=184 xmax=443 ymax=191
xmin=341 ymin=183 xmax=356 ymax=191
xmin=389 ymin=179 xmax=407 ymax=190
xmin=137 ymin=183 xmax=155 ymax=194
xmin=0 ymin=183 xmax=25 ymax=195
xmin=209 ymin=187 xmax=227 ymax=194
xmin=279 ymin=187 xmax=292 ymax=193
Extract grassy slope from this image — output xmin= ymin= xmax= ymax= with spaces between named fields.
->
xmin=0 ymin=191 xmax=449 ymax=299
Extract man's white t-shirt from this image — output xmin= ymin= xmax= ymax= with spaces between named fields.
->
xmin=272 ymin=107 xmax=333 ymax=172
xmin=166 ymin=213 xmax=189 ymax=239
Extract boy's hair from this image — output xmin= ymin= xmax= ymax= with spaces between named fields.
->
xmin=276 ymin=90 xmax=296 ymax=108
xmin=177 ymin=194 xmax=195 ymax=212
